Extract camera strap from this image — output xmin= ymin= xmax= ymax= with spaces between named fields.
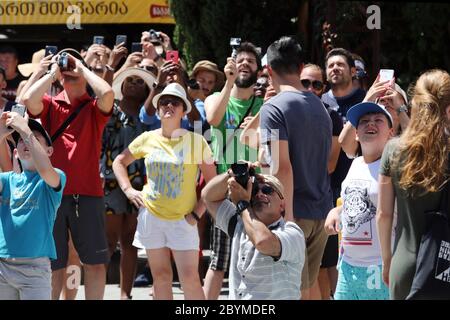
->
xmin=50 ymin=99 xmax=91 ymax=143
xmin=222 ymin=95 xmax=256 ymax=155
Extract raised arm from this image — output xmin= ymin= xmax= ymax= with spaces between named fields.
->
xmin=338 ymin=122 xmax=359 ymax=159
xmin=5 ymin=113 xmax=60 ymax=188
xmin=201 ymin=171 xmax=230 ymax=220
xmin=17 ymin=54 xmax=54 ymax=105
xmin=204 ymin=58 xmax=237 ymax=126
xmin=76 ymin=58 xmax=114 ymax=114
xmin=22 ymin=63 xmax=61 ymax=116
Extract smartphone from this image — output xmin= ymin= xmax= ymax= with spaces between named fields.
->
xmin=11 ymin=103 xmax=26 ymax=117
xmin=379 ymin=69 xmax=394 ymax=82
xmin=45 ymin=45 xmax=58 ymax=57
xmin=93 ymin=36 xmax=104 ymax=45
xmin=115 ymin=35 xmax=127 ymax=46
xmin=166 ymin=50 xmax=179 ymax=64
xmin=131 ymin=42 xmax=143 ymax=53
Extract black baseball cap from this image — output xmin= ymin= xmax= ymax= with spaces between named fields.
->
xmin=12 ymin=119 xmax=52 ymax=147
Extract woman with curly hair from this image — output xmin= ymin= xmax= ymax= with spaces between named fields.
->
xmin=377 ymin=69 xmax=450 ymax=299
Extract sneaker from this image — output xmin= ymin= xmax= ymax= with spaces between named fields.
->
xmin=134 ymin=267 xmax=151 ymax=287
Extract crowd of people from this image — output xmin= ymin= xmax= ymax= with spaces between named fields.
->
xmin=0 ymin=29 xmax=449 ymax=301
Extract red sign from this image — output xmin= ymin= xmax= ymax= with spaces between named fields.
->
xmin=150 ymin=4 xmax=170 ymax=18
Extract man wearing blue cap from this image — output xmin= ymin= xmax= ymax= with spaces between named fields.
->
xmin=324 ymin=102 xmax=394 ymax=300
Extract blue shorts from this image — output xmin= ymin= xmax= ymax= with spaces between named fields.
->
xmin=334 ymin=260 xmax=389 ymax=300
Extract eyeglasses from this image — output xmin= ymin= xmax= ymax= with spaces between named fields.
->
xmin=159 ymin=97 xmax=183 ymax=107
xmin=253 ymin=184 xmax=283 ymax=199
xmin=301 ymin=79 xmax=324 ymax=91
xmin=125 ymin=77 xmax=145 ymax=85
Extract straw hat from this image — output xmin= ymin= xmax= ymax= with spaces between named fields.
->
xmin=17 ymin=49 xmax=45 ymax=77
xmin=191 ymin=60 xmax=225 ymax=89
xmin=152 ymin=83 xmax=192 ymax=113
xmin=112 ymin=67 xmax=156 ymax=101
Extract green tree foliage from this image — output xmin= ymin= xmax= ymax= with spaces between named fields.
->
xmin=170 ymin=0 xmax=302 ymax=70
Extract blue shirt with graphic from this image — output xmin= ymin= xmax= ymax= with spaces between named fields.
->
xmin=0 ymin=169 xmax=66 ymax=259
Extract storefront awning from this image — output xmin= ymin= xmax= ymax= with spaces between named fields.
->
xmin=0 ymin=0 xmax=175 ymax=25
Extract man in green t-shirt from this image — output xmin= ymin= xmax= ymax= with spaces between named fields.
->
xmin=204 ymin=42 xmax=263 ymax=299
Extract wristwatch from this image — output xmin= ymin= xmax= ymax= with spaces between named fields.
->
xmin=236 ymin=200 xmax=250 ymax=216
xmin=397 ymin=104 xmax=408 ymax=115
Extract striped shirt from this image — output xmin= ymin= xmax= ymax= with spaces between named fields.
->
xmin=216 ymin=199 xmax=305 ymax=300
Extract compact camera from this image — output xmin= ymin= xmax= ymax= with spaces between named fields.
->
xmin=230 ymin=37 xmax=242 ymax=61
xmin=149 ymin=29 xmax=162 ymax=43
xmin=57 ymin=53 xmax=76 ymax=72
xmin=187 ymin=79 xmax=200 ymax=90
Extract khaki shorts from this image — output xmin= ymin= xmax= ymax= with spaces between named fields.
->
xmin=295 ymin=218 xmax=328 ymax=290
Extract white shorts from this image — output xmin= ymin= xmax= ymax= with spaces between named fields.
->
xmin=133 ymin=207 xmax=199 ymax=251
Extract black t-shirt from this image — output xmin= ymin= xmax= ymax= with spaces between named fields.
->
xmin=322 ymin=88 xmax=366 ymax=193
xmin=2 ymin=72 xmax=28 ymax=102
xmin=322 ymin=88 xmax=366 ymax=121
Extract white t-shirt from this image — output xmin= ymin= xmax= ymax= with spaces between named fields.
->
xmin=340 ymin=157 xmax=386 ymax=267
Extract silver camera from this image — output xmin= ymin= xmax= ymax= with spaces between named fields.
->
xmin=230 ymin=37 xmax=241 ymax=60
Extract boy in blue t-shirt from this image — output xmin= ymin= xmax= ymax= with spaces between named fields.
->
xmin=0 ymin=111 xmax=66 ymax=300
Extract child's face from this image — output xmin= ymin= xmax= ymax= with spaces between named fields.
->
xmin=356 ymin=113 xmax=393 ymax=146
xmin=16 ymin=131 xmax=52 ymax=163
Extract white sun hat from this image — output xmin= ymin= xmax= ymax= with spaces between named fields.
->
xmin=152 ymin=83 xmax=192 ymax=113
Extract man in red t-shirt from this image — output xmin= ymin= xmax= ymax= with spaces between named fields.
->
xmin=23 ymin=49 xmax=114 ymax=300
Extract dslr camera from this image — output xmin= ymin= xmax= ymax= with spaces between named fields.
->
xmin=57 ymin=53 xmax=76 ymax=72
xmin=231 ymin=163 xmax=257 ymax=196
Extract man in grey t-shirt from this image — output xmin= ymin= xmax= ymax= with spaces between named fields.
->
xmin=259 ymin=36 xmax=333 ymax=299
xmin=202 ymin=168 xmax=305 ymax=300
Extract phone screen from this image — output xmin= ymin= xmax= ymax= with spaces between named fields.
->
xmin=131 ymin=42 xmax=143 ymax=53
xmin=45 ymin=46 xmax=58 ymax=57
xmin=116 ymin=35 xmax=127 ymax=46
xmin=379 ymin=69 xmax=394 ymax=82
xmin=93 ymin=36 xmax=104 ymax=45
xmin=11 ymin=103 xmax=26 ymax=117
xmin=166 ymin=50 xmax=179 ymax=64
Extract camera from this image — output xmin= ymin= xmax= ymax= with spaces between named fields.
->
xmin=230 ymin=37 xmax=241 ymax=60
xmin=187 ymin=79 xmax=200 ymax=90
xmin=231 ymin=163 xmax=256 ymax=190
xmin=149 ymin=29 xmax=162 ymax=43
xmin=57 ymin=53 xmax=76 ymax=72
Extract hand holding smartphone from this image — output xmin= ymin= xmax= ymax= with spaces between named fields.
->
xmin=379 ymin=69 xmax=394 ymax=83
xmin=45 ymin=45 xmax=58 ymax=57
xmin=115 ymin=35 xmax=127 ymax=46
xmin=93 ymin=36 xmax=104 ymax=45
xmin=131 ymin=42 xmax=143 ymax=53
xmin=166 ymin=50 xmax=179 ymax=64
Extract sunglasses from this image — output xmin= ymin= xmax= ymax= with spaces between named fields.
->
xmin=300 ymin=79 xmax=324 ymax=90
xmin=125 ymin=77 xmax=145 ymax=85
xmin=140 ymin=65 xmax=158 ymax=74
xmin=253 ymin=184 xmax=283 ymax=199
xmin=159 ymin=97 xmax=183 ymax=107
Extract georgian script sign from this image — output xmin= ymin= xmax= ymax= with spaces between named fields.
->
xmin=0 ymin=0 xmax=175 ymax=25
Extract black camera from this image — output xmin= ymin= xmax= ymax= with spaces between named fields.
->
xmin=231 ymin=163 xmax=256 ymax=190
xmin=57 ymin=53 xmax=75 ymax=72
xmin=187 ymin=79 xmax=200 ymax=90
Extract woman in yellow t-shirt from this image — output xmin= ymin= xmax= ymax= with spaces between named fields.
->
xmin=113 ymin=83 xmax=216 ymax=300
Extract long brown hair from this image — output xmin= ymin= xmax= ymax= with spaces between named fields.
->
xmin=394 ymin=69 xmax=450 ymax=196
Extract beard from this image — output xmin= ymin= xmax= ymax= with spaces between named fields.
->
xmin=235 ymin=71 xmax=258 ymax=88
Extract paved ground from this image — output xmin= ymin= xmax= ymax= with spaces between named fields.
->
xmin=76 ymin=282 xmax=229 ymax=300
